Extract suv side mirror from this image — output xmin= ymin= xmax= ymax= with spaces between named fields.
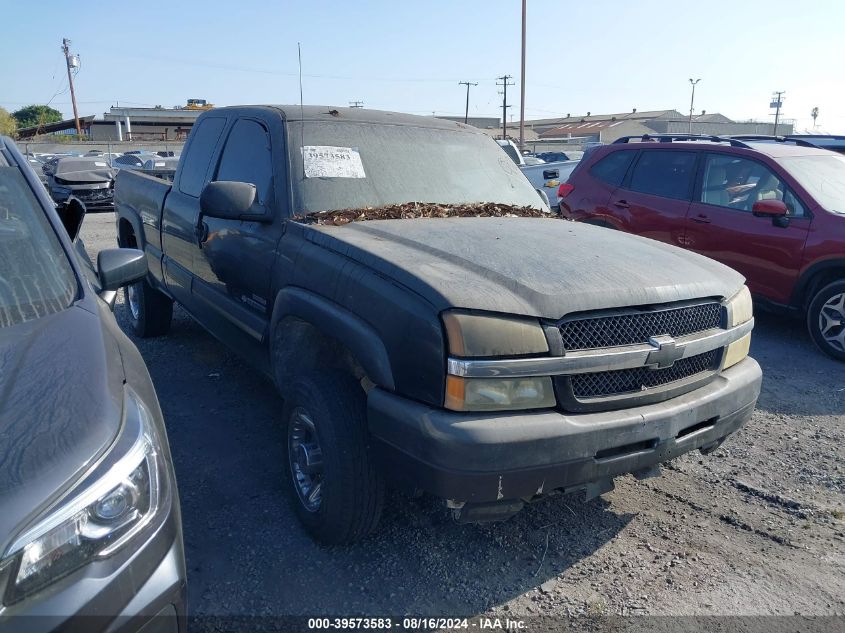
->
xmin=200 ymin=181 xmax=259 ymax=221
xmin=752 ymin=199 xmax=788 ymax=218
xmin=97 ymin=248 xmax=147 ymax=291
xmin=57 ymin=197 xmax=86 ymax=242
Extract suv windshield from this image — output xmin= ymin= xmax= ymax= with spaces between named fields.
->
xmin=0 ymin=164 xmax=78 ymax=327
xmin=289 ymin=121 xmax=540 ymax=214
xmin=778 ymin=154 xmax=845 ymax=215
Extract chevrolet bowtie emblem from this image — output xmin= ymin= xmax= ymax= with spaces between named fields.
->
xmin=647 ymin=334 xmax=683 ymax=369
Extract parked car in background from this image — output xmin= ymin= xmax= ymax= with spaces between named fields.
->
xmin=0 ymin=136 xmax=186 ymax=631
xmin=521 ymin=160 xmax=580 ymax=210
xmin=560 ymin=134 xmax=845 ymax=360
xmin=496 ymin=139 xmax=525 ymax=165
xmin=113 ymin=153 xmax=158 ymax=170
xmin=522 ymin=155 xmax=546 ymax=165
xmin=115 ymin=106 xmax=760 ymax=543
xmin=537 ymin=151 xmax=571 ymax=162
xmin=48 ymin=157 xmax=115 ymax=211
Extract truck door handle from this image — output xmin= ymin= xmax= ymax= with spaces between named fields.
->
xmin=613 ymin=200 xmax=629 ymax=208
xmin=691 ymin=214 xmax=711 ymax=224
xmin=195 ymin=220 xmax=209 ymax=243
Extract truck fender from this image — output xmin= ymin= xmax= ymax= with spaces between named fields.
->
xmin=269 ymin=287 xmax=395 ymax=391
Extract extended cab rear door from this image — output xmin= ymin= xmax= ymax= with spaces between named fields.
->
xmin=161 ymin=115 xmax=227 ymax=306
xmin=684 ymin=152 xmax=811 ymax=305
xmin=607 ymin=148 xmax=697 ymax=247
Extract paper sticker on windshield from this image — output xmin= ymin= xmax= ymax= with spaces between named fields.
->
xmin=302 ymin=146 xmax=365 ymax=178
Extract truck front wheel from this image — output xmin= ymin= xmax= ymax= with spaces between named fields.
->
xmin=807 ymin=280 xmax=845 ymax=361
xmin=282 ymin=371 xmax=385 ymax=544
xmin=126 ymin=279 xmax=173 ymax=338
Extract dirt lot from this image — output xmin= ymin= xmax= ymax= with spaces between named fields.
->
xmin=81 ymin=212 xmax=845 ymax=621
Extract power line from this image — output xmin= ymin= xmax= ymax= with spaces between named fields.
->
xmin=496 ymin=74 xmax=514 ymax=139
xmin=458 ymin=81 xmax=477 ymax=124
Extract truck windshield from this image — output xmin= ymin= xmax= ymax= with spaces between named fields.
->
xmin=778 ymin=154 xmax=845 ymax=215
xmin=0 ymin=166 xmax=78 ymax=327
xmin=289 ymin=121 xmax=541 ymax=214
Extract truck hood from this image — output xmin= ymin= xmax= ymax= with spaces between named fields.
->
xmin=0 ymin=306 xmax=124 ymax=551
xmin=305 ymin=217 xmax=745 ymax=318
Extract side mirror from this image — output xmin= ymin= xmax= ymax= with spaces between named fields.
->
xmin=200 ymin=181 xmax=258 ymax=220
xmin=97 ymin=248 xmax=147 ymax=291
xmin=535 ymin=188 xmax=551 ymax=210
xmin=57 ymin=197 xmax=86 ymax=242
xmin=752 ymin=199 xmax=788 ymax=218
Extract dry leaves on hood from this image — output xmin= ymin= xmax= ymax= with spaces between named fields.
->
xmin=292 ymin=202 xmax=558 ymax=226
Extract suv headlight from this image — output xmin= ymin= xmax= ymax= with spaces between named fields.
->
xmin=2 ymin=389 xmax=165 ymax=604
xmin=724 ymin=286 xmax=753 ymax=369
xmin=442 ymin=310 xmax=555 ymax=411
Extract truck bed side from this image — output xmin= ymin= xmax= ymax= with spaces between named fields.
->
xmin=114 ymin=169 xmax=172 ymax=286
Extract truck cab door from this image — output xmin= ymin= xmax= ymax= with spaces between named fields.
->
xmin=161 ymin=116 xmax=227 ymax=307
xmin=192 ymin=117 xmax=284 ymax=355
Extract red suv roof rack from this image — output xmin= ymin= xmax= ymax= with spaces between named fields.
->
xmin=612 ymin=134 xmax=753 ymax=148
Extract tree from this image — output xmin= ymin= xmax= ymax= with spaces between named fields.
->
xmin=12 ymin=105 xmax=63 ymax=130
xmin=0 ymin=108 xmax=16 ymax=137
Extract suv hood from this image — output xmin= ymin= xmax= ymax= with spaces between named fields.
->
xmin=0 ymin=306 xmax=124 ymax=550
xmin=304 ymin=217 xmax=745 ymax=318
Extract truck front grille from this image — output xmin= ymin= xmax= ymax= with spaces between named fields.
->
xmin=570 ymin=349 xmax=720 ymax=399
xmin=559 ymin=302 xmax=722 ymax=351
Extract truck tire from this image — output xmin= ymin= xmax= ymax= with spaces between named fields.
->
xmin=125 ymin=279 xmax=173 ymax=338
xmin=282 ymin=370 xmax=385 ymax=544
xmin=807 ymin=280 xmax=845 ymax=361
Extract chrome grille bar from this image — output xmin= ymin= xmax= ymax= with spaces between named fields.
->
xmin=447 ymin=318 xmax=753 ymax=379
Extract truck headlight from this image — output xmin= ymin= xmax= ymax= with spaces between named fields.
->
xmin=2 ymin=389 xmax=165 ymax=604
xmin=442 ymin=311 xmax=554 ymax=411
xmin=724 ymin=286 xmax=753 ymax=369
xmin=442 ymin=311 xmax=548 ymax=357
xmin=445 ymin=376 xmax=556 ymax=412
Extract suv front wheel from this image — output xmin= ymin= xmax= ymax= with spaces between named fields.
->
xmin=807 ymin=280 xmax=845 ymax=361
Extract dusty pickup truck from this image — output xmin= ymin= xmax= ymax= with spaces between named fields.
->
xmin=115 ymin=105 xmax=762 ymax=544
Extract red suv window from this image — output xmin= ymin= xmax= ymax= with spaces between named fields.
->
xmin=590 ymin=150 xmax=636 ymax=186
xmin=628 ymin=150 xmax=697 ymax=200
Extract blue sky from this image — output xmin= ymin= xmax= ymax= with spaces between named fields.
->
xmin=1 ymin=0 xmax=842 ymax=132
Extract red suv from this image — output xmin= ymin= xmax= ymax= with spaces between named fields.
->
xmin=560 ymin=135 xmax=845 ymax=360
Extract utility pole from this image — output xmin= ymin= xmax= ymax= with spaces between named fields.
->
xmin=458 ymin=81 xmax=477 ymax=124
xmin=519 ymin=0 xmax=527 ymax=149
xmin=349 ymin=101 xmax=364 ymax=108
xmin=62 ymin=38 xmax=82 ymax=137
xmin=688 ymin=78 xmax=701 ymax=135
xmin=771 ymin=91 xmax=785 ymax=135
xmin=496 ymin=74 xmax=514 ymax=140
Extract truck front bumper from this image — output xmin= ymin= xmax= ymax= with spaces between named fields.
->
xmin=368 ymin=357 xmax=762 ymax=504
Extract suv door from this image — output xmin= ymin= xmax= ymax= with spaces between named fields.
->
xmin=685 ymin=152 xmax=811 ymax=305
xmin=608 ymin=148 xmax=698 ymax=246
xmin=192 ymin=117 xmax=284 ymax=345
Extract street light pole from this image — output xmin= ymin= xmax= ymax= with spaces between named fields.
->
xmin=519 ymin=0 xmax=527 ymax=149
xmin=688 ymin=78 xmax=701 ymax=135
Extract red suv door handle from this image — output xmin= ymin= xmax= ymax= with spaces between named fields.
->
xmin=691 ymin=214 xmax=711 ymax=224
xmin=613 ymin=200 xmax=630 ymax=208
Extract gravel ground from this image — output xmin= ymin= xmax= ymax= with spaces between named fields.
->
xmin=81 ymin=212 xmax=845 ymax=621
